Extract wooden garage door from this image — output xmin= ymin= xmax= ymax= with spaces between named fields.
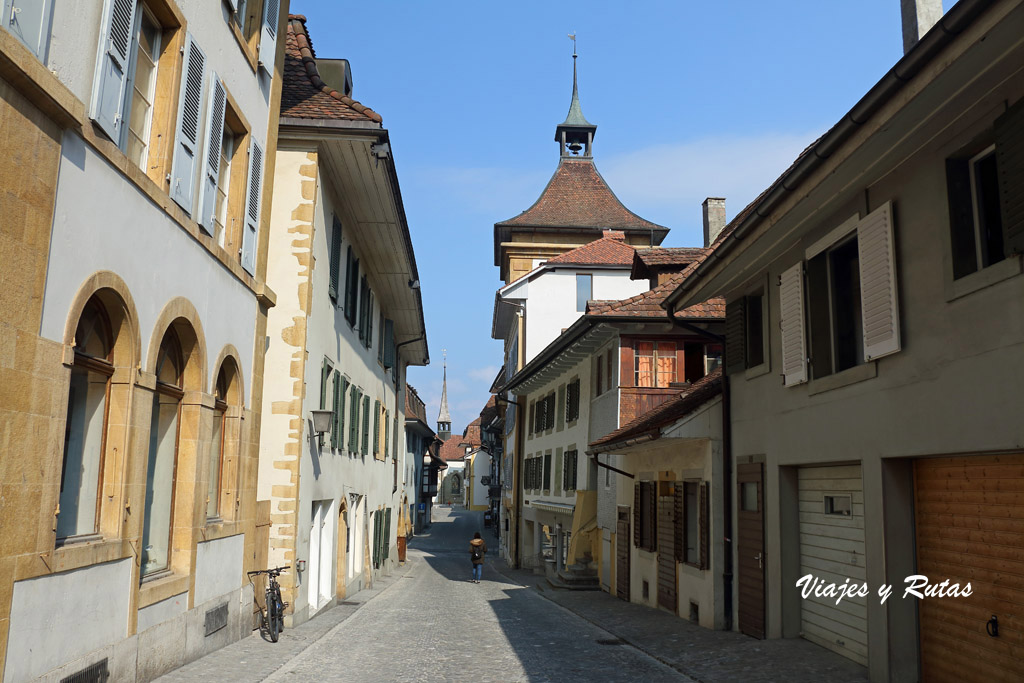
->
xmin=798 ymin=465 xmax=867 ymax=666
xmin=657 ymin=492 xmax=677 ymax=613
xmin=915 ymin=454 xmax=1024 ymax=682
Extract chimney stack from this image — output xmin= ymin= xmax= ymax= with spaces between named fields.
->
xmin=901 ymin=0 xmax=943 ymax=54
xmin=702 ymin=197 xmax=726 ymax=248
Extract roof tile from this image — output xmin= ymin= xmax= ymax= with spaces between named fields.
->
xmin=281 ymin=15 xmax=383 ymax=124
xmin=545 ymin=234 xmax=637 ymax=267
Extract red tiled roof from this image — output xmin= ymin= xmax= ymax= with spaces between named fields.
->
xmin=405 ymin=384 xmax=428 ymax=423
xmin=545 ymin=232 xmax=636 ymax=267
xmin=589 ymin=369 xmax=723 ymax=450
xmin=631 ymin=247 xmax=707 ymax=280
xmin=496 ymin=158 xmax=668 ymax=234
xmin=479 ymin=396 xmax=498 ymax=428
xmin=439 ymin=431 xmax=481 ymax=462
xmin=587 ymin=267 xmax=724 ymax=320
xmin=281 ymin=15 xmax=382 ymax=123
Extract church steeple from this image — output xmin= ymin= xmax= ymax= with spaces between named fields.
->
xmin=555 ymin=37 xmax=597 ymax=158
xmin=437 ymin=350 xmax=451 ymax=440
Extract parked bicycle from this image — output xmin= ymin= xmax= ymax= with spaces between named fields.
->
xmin=247 ymin=565 xmax=289 ymax=642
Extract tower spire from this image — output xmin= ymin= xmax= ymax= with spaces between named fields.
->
xmin=437 ymin=349 xmax=451 ymax=440
xmin=555 ymin=34 xmax=597 ymax=157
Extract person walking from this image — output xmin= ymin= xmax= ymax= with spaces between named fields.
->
xmin=470 ymin=532 xmax=487 ymax=583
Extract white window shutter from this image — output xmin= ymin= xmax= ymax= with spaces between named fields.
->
xmin=91 ymin=0 xmax=137 ymax=141
xmin=170 ymin=33 xmax=206 ymax=214
xmin=858 ymin=201 xmax=901 ymax=361
xmin=779 ymin=261 xmax=807 ymax=386
xmin=258 ymin=0 xmax=279 ymax=74
xmin=197 ymin=75 xmax=226 ymax=234
xmin=241 ymin=138 xmax=263 ymax=275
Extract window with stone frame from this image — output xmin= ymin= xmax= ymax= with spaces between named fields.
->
xmin=562 ymin=450 xmax=578 ymax=491
xmin=565 ymin=379 xmax=580 ymax=422
xmin=58 ymin=299 xmax=115 ymax=542
xmin=633 ymin=481 xmax=657 ymax=552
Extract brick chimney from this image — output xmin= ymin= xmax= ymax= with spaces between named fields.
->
xmin=702 ymin=198 xmax=726 ymax=247
xmin=901 ymin=0 xmax=943 ymax=54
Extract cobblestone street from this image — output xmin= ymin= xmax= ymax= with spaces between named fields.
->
xmin=159 ymin=508 xmax=692 ymax=682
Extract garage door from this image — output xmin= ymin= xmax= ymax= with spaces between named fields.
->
xmin=915 ymin=454 xmax=1024 ymax=682
xmin=798 ymin=465 xmax=867 ymax=666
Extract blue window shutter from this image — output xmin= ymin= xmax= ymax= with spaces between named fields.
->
xmin=257 ymin=0 xmax=279 ymax=74
xmin=6 ymin=0 xmax=53 ymax=61
xmin=91 ymin=0 xmax=137 ymax=141
xmin=169 ymin=33 xmax=206 ymax=214
xmin=197 ymin=75 xmax=226 ymax=234
xmin=241 ymin=137 xmax=263 ymax=274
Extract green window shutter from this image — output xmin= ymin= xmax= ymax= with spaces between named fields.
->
xmin=383 ymin=319 xmax=395 ymax=369
xmin=377 ymin=312 xmax=385 ymax=364
xmin=338 ymin=376 xmax=347 ymax=452
xmin=362 ymin=396 xmax=370 ymax=456
xmin=329 ymin=216 xmax=342 ymax=301
xmin=320 ymin=358 xmax=331 ymax=410
xmin=366 ymin=291 xmax=374 ymax=349
xmin=331 ymin=371 xmax=340 ymax=448
xmin=384 ymin=508 xmax=391 ymax=559
xmin=373 ymin=399 xmax=381 ymax=456
xmin=384 ymin=409 xmax=390 ymax=458
xmin=345 ymin=248 xmax=358 ymax=325
xmin=349 ymin=387 xmax=360 ymax=451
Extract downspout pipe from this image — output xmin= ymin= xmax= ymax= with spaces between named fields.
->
xmin=666 ymin=308 xmax=733 ymax=631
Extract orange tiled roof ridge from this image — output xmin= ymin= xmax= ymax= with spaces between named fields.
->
xmin=545 ymin=231 xmax=636 ymax=266
xmin=496 ymin=158 xmax=667 ymax=232
xmin=587 ymin=266 xmax=724 ymax=320
xmin=635 ymin=247 xmax=707 ymax=267
xmin=282 ymin=15 xmax=382 ymax=124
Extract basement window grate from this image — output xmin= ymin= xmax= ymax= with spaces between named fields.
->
xmin=204 ymin=602 xmax=229 ymax=636
xmin=61 ymin=659 xmax=109 ymax=683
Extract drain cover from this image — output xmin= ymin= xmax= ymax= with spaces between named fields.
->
xmin=595 ymin=638 xmax=626 ymax=646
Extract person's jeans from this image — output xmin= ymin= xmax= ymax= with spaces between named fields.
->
xmin=472 ymin=564 xmax=483 ymax=581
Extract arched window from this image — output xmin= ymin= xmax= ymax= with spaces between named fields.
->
xmin=207 ymin=364 xmax=230 ymax=520
xmin=58 ymin=299 xmax=114 ymax=541
xmin=143 ymin=329 xmax=184 ymax=577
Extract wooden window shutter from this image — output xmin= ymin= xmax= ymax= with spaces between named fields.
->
xmin=338 ymin=376 xmax=347 ymax=451
xmin=91 ymin=0 xmax=138 ymax=141
xmin=779 ymin=262 xmax=807 ymax=386
xmin=633 ymin=483 xmax=641 ymax=547
xmin=384 ymin=509 xmax=391 ymax=559
xmin=699 ymin=482 xmax=709 ymax=570
xmin=170 ymin=33 xmax=206 ymax=214
xmin=556 ymin=385 xmax=565 ymax=430
xmin=328 ymin=216 xmax=342 ymax=301
xmin=373 ymin=399 xmax=381 ymax=456
xmin=528 ymin=401 xmax=535 ymax=435
xmin=344 ymin=247 xmax=358 ymax=324
xmin=725 ymin=298 xmax=746 ymax=375
xmin=6 ymin=0 xmax=53 ymax=61
xmin=647 ymin=482 xmax=658 ymax=552
xmin=366 ymin=290 xmax=374 ymax=349
xmin=358 ymin=276 xmax=368 ymax=342
xmin=995 ymin=98 xmax=1024 ymax=255
xmin=197 ymin=75 xmax=226 ymax=233
xmin=673 ymin=482 xmax=683 ymax=562
xmin=349 ymin=387 xmax=360 ymax=451
xmin=257 ymin=0 xmax=279 ymax=74
xmin=857 ymin=201 xmax=901 ymax=361
xmin=240 ymin=138 xmax=264 ymax=274
xmin=362 ymin=395 xmax=370 ymax=456
xmin=384 ymin=408 xmax=389 ymax=458
xmin=383 ymin=319 xmax=395 ymax=369
xmin=320 ymin=357 xmax=330 ymax=410
xmin=331 ymin=371 xmax=341 ymax=449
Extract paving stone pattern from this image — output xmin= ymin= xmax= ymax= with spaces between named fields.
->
xmin=158 ymin=507 xmax=867 ymax=682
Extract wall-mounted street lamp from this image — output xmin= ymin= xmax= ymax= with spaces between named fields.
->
xmin=310 ymin=410 xmax=334 ymax=437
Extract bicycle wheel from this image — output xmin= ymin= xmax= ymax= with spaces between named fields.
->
xmin=273 ymin=587 xmax=285 ymax=634
xmin=265 ymin=588 xmax=279 ymax=642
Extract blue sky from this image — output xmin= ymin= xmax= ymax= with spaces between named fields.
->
xmin=301 ymin=0 xmax=954 ymax=433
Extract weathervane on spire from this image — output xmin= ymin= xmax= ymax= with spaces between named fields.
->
xmin=569 ymin=31 xmax=577 ymax=58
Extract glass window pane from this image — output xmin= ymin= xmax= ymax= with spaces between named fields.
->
xmin=57 ymin=367 xmax=107 ymax=539
xmin=143 ymin=392 xmax=179 ymax=576
xmin=576 ymin=274 xmax=592 ymax=312
xmin=741 ymin=481 xmax=758 ymax=512
xmin=207 ymin=411 xmax=224 ymax=519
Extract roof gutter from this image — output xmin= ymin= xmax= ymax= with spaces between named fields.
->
xmin=663 ymin=0 xmax=991 ymax=310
